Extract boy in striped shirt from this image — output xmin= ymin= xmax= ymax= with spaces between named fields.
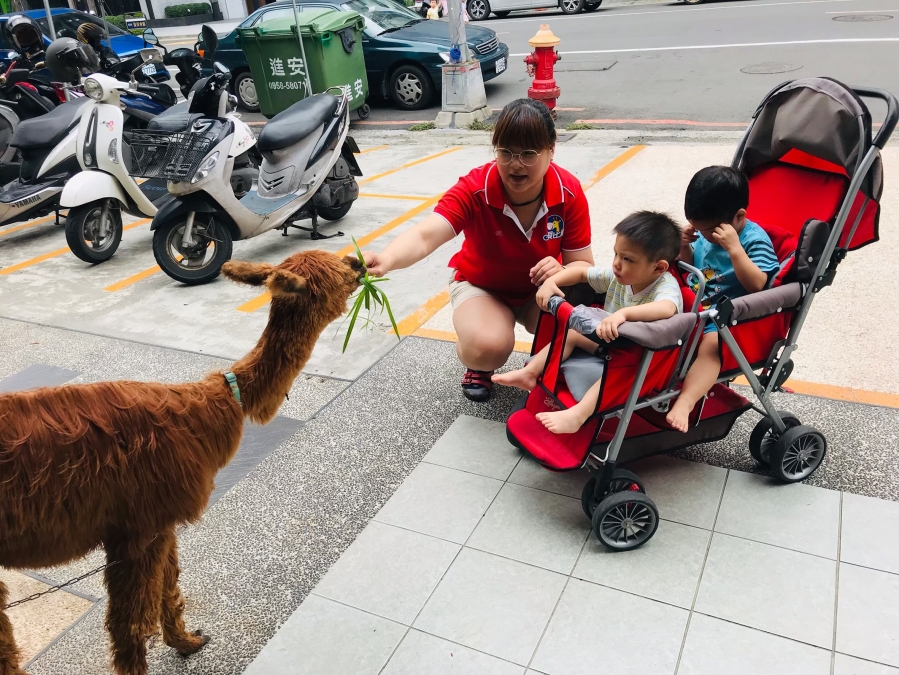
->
xmin=494 ymin=210 xmax=683 ymax=434
xmin=666 ymin=166 xmax=780 ymax=432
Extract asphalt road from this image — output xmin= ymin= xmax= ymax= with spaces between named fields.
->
xmin=158 ymin=0 xmax=898 ymax=128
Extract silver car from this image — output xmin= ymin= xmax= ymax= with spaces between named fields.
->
xmin=464 ymin=0 xmax=602 ymax=20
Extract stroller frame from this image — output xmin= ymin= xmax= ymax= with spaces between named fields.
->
xmin=507 ymin=80 xmax=898 ymax=551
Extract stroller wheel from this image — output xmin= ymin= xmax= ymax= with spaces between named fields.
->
xmin=749 ymin=412 xmax=801 ymax=466
xmin=592 ymin=492 xmax=659 ymax=551
xmin=580 ymin=470 xmax=645 ymax=519
xmin=506 ymin=392 xmax=528 ymax=450
xmin=768 ymin=425 xmax=827 ymax=483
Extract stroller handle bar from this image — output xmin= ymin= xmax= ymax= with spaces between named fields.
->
xmin=853 ymin=85 xmax=898 ymax=149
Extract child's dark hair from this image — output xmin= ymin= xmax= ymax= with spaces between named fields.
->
xmin=614 ymin=211 xmax=681 ymax=263
xmin=492 ymin=99 xmax=556 ymax=151
xmin=684 ymin=166 xmax=749 ymax=224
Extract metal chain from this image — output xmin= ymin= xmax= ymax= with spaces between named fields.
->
xmin=4 ymin=562 xmax=117 ymax=610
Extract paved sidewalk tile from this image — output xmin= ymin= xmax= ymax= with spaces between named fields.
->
xmin=841 ymin=493 xmax=899 ymax=575
xmin=573 ymin=520 xmax=710 ymax=609
xmin=374 ymin=463 xmax=503 ymax=544
xmin=466 ymin=483 xmax=590 ymax=574
xmin=381 ymin=630 xmax=525 ymax=675
xmin=507 ymin=455 xmax=591 ymax=500
xmin=836 ymin=563 xmax=899 ymax=668
xmin=423 ymin=416 xmax=522 ymax=481
xmin=531 ymin=578 xmax=688 ymax=675
xmin=714 ymin=471 xmax=841 ymax=559
xmin=311 ymin=521 xmax=460 ymax=624
xmin=242 ymin=595 xmax=406 ymax=675
xmin=834 ymin=653 xmax=899 ymax=675
xmin=679 ymin=613 xmax=832 ymax=675
xmin=413 ymin=548 xmax=567 ymax=666
xmin=695 ymin=533 xmax=836 ymax=648
xmin=628 ymin=456 xmax=727 ymax=530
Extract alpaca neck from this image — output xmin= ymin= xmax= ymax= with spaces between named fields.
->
xmin=230 ymin=303 xmax=326 ymax=424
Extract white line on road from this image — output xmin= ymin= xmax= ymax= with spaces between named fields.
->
xmin=488 ymin=0 xmax=869 ymax=25
xmin=824 ymin=7 xmax=897 ymax=10
xmin=508 ymin=37 xmax=899 ymax=57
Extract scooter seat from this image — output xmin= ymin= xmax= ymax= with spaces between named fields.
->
xmin=10 ymin=97 xmax=91 ymax=150
xmin=257 ymin=94 xmax=338 ymax=152
xmin=147 ymin=101 xmax=203 ymax=133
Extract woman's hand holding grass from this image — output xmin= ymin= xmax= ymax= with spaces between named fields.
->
xmin=341 ymin=237 xmax=400 ymax=353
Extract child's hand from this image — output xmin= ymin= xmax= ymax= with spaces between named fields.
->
xmin=681 ymin=225 xmax=698 ymax=246
xmin=712 ymin=223 xmax=741 ymax=253
xmin=536 ymin=281 xmax=564 ymax=311
xmin=597 ymin=311 xmax=626 ymax=342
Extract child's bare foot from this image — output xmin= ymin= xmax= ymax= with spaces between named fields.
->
xmin=536 ymin=408 xmax=587 ymax=435
xmin=665 ymin=400 xmax=692 ymax=433
xmin=492 ymin=368 xmax=538 ymax=392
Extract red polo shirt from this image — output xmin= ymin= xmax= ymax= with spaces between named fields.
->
xmin=434 ymin=161 xmax=592 ymax=306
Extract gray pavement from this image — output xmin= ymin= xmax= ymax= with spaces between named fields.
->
xmin=5 ymin=329 xmax=896 ymax=675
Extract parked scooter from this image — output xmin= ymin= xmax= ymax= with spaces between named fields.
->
xmin=60 ymin=51 xmax=175 ymax=263
xmin=0 ymin=39 xmax=177 ymax=231
xmin=149 ymin=72 xmax=362 ymax=283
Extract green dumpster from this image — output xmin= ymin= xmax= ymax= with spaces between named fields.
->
xmin=238 ymin=8 xmax=369 ymax=119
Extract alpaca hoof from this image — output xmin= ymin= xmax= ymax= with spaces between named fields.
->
xmin=176 ymin=630 xmax=210 ymax=656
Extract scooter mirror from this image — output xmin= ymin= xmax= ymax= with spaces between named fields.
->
xmin=142 ymin=28 xmax=158 ymax=45
xmin=200 ymin=25 xmax=218 ymax=61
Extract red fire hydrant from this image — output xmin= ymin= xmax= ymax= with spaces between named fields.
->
xmin=524 ymin=24 xmax=561 ymax=114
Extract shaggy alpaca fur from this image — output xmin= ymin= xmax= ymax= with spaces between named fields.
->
xmin=0 ymin=250 xmax=363 ymax=675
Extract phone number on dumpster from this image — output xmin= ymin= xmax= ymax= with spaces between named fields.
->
xmin=268 ymin=81 xmax=305 ymax=90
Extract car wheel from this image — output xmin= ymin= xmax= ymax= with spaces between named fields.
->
xmin=233 ymin=70 xmax=260 ymax=112
xmin=388 ymin=64 xmax=434 ymax=110
xmin=560 ymin=0 xmax=584 ymax=12
xmin=584 ymin=0 xmax=601 ymax=10
xmin=493 ymin=9 xmax=511 ymax=16
xmin=467 ymin=0 xmax=490 ymax=20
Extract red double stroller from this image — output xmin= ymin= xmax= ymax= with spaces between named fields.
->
xmin=506 ymin=78 xmax=897 ymax=551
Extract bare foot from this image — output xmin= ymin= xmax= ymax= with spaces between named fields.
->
xmin=492 ymin=368 xmax=538 ymax=392
xmin=665 ymin=400 xmax=692 ymax=433
xmin=536 ymin=408 xmax=588 ymax=434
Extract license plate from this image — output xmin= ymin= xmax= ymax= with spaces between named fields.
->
xmin=495 ymin=56 xmax=506 ymax=74
xmin=142 ymin=63 xmax=157 ymax=76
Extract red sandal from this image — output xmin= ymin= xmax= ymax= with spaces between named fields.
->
xmin=461 ymin=369 xmax=494 ymax=402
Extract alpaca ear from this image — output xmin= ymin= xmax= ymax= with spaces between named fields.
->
xmin=222 ymin=261 xmax=274 ymax=286
xmin=266 ymin=268 xmax=308 ymax=297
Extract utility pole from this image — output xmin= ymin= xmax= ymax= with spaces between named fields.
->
xmin=434 ymin=0 xmax=490 ymax=129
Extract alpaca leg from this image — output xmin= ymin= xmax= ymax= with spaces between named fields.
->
xmin=104 ymin=538 xmax=167 ymax=675
xmin=158 ymin=532 xmax=209 ymax=656
xmin=0 ymin=582 xmax=26 ymax=675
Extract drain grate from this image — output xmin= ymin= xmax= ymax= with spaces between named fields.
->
xmin=741 ymin=62 xmax=804 ymax=75
xmin=832 ymin=13 xmax=892 ymax=21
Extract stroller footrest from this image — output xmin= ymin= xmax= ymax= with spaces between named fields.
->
xmin=508 ymin=407 xmax=596 ymax=471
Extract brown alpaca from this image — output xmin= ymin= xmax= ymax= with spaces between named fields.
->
xmin=0 ymin=250 xmax=364 ymax=675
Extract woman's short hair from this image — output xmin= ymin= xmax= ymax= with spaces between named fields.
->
xmin=492 ymin=99 xmax=556 ymax=151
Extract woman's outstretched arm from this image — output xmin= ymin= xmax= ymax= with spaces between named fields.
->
xmin=363 ymin=213 xmax=456 ymax=277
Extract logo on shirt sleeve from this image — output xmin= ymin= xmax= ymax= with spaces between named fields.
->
xmin=543 ymin=215 xmax=564 ymax=241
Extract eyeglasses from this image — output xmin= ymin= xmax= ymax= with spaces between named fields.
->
xmin=494 ymin=148 xmax=543 ymax=166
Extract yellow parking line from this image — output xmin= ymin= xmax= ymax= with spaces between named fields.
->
xmin=359 ymin=193 xmax=430 ymax=201
xmin=0 ymin=214 xmax=58 ymax=238
xmin=358 ymin=147 xmax=462 ymax=186
xmin=105 ymin=264 xmax=161 ymax=292
xmin=413 ymin=327 xmax=532 ymax=354
xmin=0 ymin=219 xmax=150 ymax=276
xmin=238 ymin=193 xmax=443 ymax=313
xmin=395 ymin=289 xmax=450 ymax=336
xmin=357 ymin=145 xmax=389 ymax=154
xmin=581 ymin=145 xmax=646 ymax=191
xmin=733 ymin=375 xmax=899 ymax=409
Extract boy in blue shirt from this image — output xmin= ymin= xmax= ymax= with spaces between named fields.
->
xmin=667 ymin=166 xmax=780 ymax=432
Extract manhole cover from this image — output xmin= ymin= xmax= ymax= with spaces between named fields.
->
xmin=832 ymin=13 xmax=892 ymax=21
xmin=741 ymin=62 xmax=804 ymax=75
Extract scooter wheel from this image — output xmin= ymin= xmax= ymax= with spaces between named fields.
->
xmin=152 ymin=216 xmax=233 ymax=286
xmin=317 ymin=203 xmax=353 ymax=221
xmin=64 ymin=202 xmax=123 ymax=264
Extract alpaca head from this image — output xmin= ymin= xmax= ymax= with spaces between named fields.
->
xmin=223 ymin=250 xmax=364 ymax=325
